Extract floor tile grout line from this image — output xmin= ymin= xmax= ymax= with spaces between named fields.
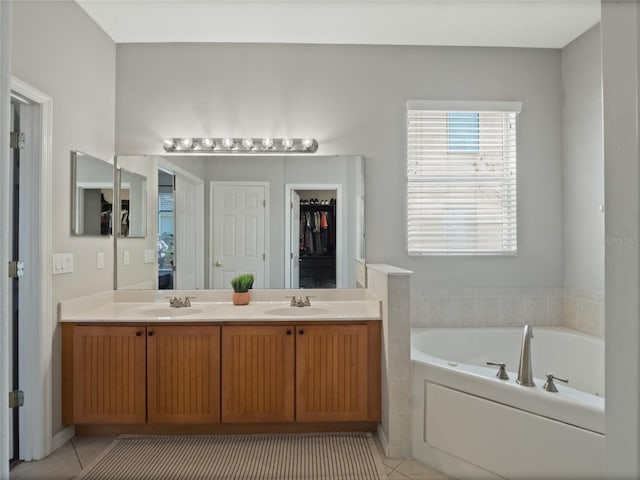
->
xmin=70 ymin=437 xmax=85 ymax=470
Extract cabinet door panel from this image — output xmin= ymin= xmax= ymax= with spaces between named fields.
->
xmin=73 ymin=325 xmax=146 ymax=424
xmin=147 ymin=325 xmax=220 ymax=423
xmin=222 ymin=325 xmax=294 ymax=423
xmin=296 ymin=324 xmax=368 ymax=422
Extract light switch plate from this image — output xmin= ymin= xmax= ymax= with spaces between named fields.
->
xmin=52 ymin=253 xmax=74 ymax=275
xmin=123 ymin=250 xmax=130 ymax=266
xmin=96 ymin=252 xmax=105 ymax=269
xmin=144 ymin=249 xmax=155 ymax=264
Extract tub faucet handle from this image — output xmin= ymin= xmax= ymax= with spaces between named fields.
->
xmin=543 ymin=373 xmax=569 ymax=392
xmin=486 ymin=362 xmax=510 ymax=380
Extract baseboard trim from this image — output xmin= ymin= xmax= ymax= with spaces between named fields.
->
xmin=75 ymin=422 xmax=379 ymax=436
xmin=52 ymin=426 xmax=75 ymax=452
xmin=377 ymin=423 xmax=389 ymax=457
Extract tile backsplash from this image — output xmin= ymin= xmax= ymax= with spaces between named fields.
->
xmin=411 ymin=286 xmax=604 ymax=337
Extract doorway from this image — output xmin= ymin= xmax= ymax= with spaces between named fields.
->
xmin=9 ymin=97 xmax=22 ymax=466
xmin=157 ymin=169 xmax=174 ymax=289
xmin=7 ymin=78 xmax=54 ymax=463
xmin=156 ymin=159 xmax=205 ymax=290
xmin=285 ymin=185 xmax=342 ymax=289
xmin=210 ymin=182 xmax=269 ymax=289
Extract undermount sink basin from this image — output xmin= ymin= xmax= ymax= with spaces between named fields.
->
xmin=265 ymin=307 xmax=330 ymax=317
xmin=133 ymin=307 xmax=203 ymax=318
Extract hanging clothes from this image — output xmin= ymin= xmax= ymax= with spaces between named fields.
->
xmin=320 ymin=211 xmax=329 ymax=253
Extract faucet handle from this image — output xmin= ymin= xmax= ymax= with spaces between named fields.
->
xmin=303 ymin=295 xmax=315 ymax=306
xmin=543 ymin=373 xmax=569 ymax=392
xmin=182 ymin=296 xmax=195 ymax=307
xmin=287 ymin=296 xmax=297 ymax=307
xmin=486 ymin=362 xmax=510 ymax=380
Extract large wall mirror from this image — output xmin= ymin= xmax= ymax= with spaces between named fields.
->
xmin=71 ymin=151 xmax=114 ymax=236
xmin=114 ymin=154 xmax=365 ymax=290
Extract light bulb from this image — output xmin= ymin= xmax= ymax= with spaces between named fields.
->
xmin=222 ymin=137 xmax=235 ymax=149
xmin=302 ymin=138 xmax=315 ymax=150
xmin=242 ymin=138 xmax=254 ymax=150
xmin=262 ymin=138 xmax=274 ymax=149
xmin=282 ymin=138 xmax=294 ymax=150
xmin=201 ymin=138 xmax=215 ymax=149
xmin=180 ymin=138 xmax=193 ymax=149
xmin=163 ymin=138 xmax=176 ymax=150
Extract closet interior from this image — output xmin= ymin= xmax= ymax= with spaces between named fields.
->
xmin=298 ymin=190 xmax=337 ymax=288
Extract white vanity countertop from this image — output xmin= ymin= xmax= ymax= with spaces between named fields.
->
xmin=59 ymin=290 xmax=382 ymax=322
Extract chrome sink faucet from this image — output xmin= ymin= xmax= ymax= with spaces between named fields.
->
xmin=516 ymin=324 xmax=535 ymax=387
xmin=166 ymin=296 xmax=195 ymax=308
xmin=288 ymin=295 xmax=314 ymax=307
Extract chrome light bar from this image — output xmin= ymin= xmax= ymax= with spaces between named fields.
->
xmin=163 ymin=137 xmax=318 ymax=153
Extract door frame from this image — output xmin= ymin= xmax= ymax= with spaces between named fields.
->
xmin=157 ymin=158 xmax=205 ymax=289
xmin=8 ymin=77 xmax=54 ymax=460
xmin=284 ymin=184 xmax=343 ymax=288
xmin=209 ymin=181 xmax=270 ymax=289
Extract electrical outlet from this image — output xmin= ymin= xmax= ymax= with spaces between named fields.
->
xmin=96 ymin=252 xmax=105 ymax=269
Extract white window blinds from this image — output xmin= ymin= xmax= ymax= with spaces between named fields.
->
xmin=407 ymin=101 xmax=521 ymax=255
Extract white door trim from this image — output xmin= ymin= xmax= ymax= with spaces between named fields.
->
xmin=209 ymin=181 xmax=270 ymax=289
xmin=284 ymin=184 xmax=343 ymax=288
xmin=10 ymin=76 xmax=54 ymax=460
xmin=157 ymin=158 xmax=205 ymax=289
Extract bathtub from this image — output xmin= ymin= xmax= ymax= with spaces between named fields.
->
xmin=411 ymin=327 xmax=604 ymax=480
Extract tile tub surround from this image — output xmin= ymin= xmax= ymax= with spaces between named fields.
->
xmin=411 ymin=286 xmax=604 ymax=337
xmin=59 ymin=288 xmax=381 ymax=322
xmin=366 ymin=264 xmax=413 ymax=459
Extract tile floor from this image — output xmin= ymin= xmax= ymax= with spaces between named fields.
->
xmin=9 ymin=434 xmax=451 ymax=480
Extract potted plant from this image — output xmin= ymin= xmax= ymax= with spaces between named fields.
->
xmin=230 ymin=273 xmax=254 ymax=305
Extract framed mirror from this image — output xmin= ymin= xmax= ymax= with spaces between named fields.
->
xmin=71 ymin=151 xmax=114 ymax=236
xmin=114 ymin=154 xmax=365 ymax=290
xmin=118 ymin=168 xmax=147 ymax=238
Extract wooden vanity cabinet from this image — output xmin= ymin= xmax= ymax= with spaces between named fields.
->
xmin=63 ymin=324 xmax=220 ymax=425
xmin=65 ymin=325 xmax=147 ymax=424
xmin=220 ymin=322 xmax=380 ymax=424
xmin=63 ymin=320 xmax=380 ymax=430
xmin=147 ymin=325 xmax=220 ymax=424
xmin=221 ymin=325 xmax=295 ymax=423
xmin=295 ymin=324 xmax=370 ymax=422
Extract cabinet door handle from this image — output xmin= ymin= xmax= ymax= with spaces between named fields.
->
xmin=136 ymin=331 xmax=142 ymax=337
xmin=298 ymin=329 xmax=304 ymax=335
xmin=286 ymin=330 xmax=292 ymax=335
xmin=148 ymin=331 xmax=154 ymax=337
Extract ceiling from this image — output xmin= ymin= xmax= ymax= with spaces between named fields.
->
xmin=76 ymin=0 xmax=600 ymax=49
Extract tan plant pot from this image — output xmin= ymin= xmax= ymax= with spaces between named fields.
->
xmin=232 ymin=291 xmax=250 ymax=305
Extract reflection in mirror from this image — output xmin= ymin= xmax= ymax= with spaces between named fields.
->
xmin=115 ymin=156 xmax=156 ymax=290
xmin=114 ymin=155 xmax=365 ymax=290
xmin=71 ymin=151 xmax=113 ymax=236
xmin=119 ymin=169 xmax=147 ymax=238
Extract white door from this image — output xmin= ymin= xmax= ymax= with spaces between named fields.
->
xmin=212 ymin=183 xmax=267 ymax=289
xmin=290 ymin=190 xmax=300 ymax=289
xmin=175 ymin=175 xmax=197 ymax=289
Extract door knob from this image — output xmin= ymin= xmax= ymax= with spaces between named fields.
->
xmin=215 ymin=261 xmax=222 ymax=267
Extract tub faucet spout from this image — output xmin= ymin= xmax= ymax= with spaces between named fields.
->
xmin=516 ymin=324 xmax=535 ymax=387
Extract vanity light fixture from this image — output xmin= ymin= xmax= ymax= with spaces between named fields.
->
xmin=162 ymin=137 xmax=319 ymax=154
xmin=241 ymin=138 xmax=254 ymax=150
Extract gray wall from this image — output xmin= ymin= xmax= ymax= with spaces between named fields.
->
xmin=561 ymin=24 xmax=604 ymax=294
xmin=116 ymin=43 xmax=564 ymax=291
xmin=12 ymin=1 xmax=116 ymax=435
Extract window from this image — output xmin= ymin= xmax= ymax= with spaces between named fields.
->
xmin=407 ymin=101 xmax=522 ymax=255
